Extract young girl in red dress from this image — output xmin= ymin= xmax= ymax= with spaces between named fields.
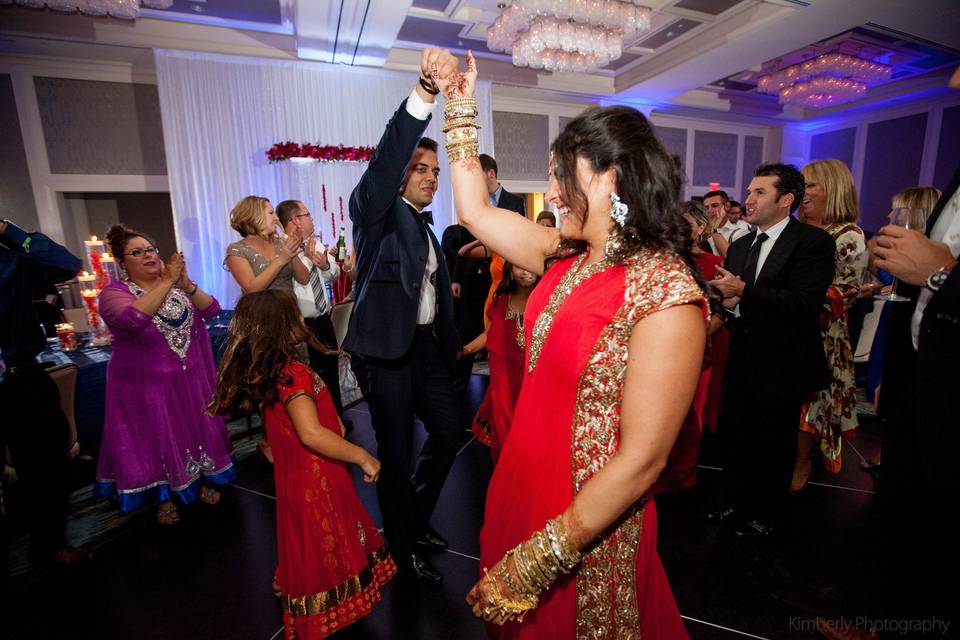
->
xmin=211 ymin=290 xmax=395 ymax=640
xmin=464 ymin=262 xmax=541 ymax=463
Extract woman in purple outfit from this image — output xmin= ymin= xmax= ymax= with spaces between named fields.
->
xmin=95 ymin=224 xmax=235 ymax=525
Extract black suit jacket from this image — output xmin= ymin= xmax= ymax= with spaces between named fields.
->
xmin=344 ymin=100 xmax=458 ymax=368
xmin=496 ymin=187 xmax=525 ymax=217
xmin=723 ymin=216 xmax=835 ymax=399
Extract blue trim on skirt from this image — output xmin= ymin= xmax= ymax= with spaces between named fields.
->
xmin=95 ymin=458 xmax=238 ymax=512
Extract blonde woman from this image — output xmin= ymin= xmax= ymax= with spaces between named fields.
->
xmin=224 ymin=196 xmax=310 ymax=295
xmin=224 ymin=195 xmax=310 ymax=463
xmin=793 ymin=159 xmax=867 ymax=490
xmin=861 ymin=186 xmax=942 ymax=473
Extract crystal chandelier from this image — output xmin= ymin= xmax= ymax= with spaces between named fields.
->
xmin=487 ymin=0 xmax=652 ymax=74
xmin=757 ymin=51 xmax=893 ymax=108
xmin=0 ymin=0 xmax=173 ymax=19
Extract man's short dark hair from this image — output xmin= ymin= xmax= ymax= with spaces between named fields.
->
xmin=417 ymin=137 xmax=438 ymax=153
xmin=536 ymin=210 xmax=556 ymax=224
xmin=276 ymin=200 xmax=302 ymax=228
xmin=703 ymin=190 xmax=729 ymax=203
xmin=729 ymin=200 xmax=741 ymax=209
xmin=754 ymin=163 xmax=805 ymax=213
xmin=478 ymin=154 xmax=498 ymax=176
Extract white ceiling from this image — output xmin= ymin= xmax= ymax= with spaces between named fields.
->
xmin=1 ymin=0 xmax=958 ymax=120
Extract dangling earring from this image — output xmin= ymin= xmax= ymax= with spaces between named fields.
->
xmin=609 ymin=192 xmax=628 ymax=227
xmin=604 ymin=234 xmax=623 ymax=258
xmin=605 ymin=193 xmax=628 ymax=258
xmin=120 ymin=265 xmax=128 ymax=280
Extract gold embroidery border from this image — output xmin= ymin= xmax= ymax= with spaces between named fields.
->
xmin=572 ymin=248 xmax=705 ymax=639
xmin=282 ymin=544 xmax=392 ymax=617
xmin=528 ymin=253 xmax=612 ymax=373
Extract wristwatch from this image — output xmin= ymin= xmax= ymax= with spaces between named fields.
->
xmin=925 ymin=265 xmax=953 ymax=293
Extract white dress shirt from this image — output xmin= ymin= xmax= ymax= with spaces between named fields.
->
xmin=719 ymin=219 xmax=751 ymax=243
xmin=401 ymin=196 xmax=439 ymax=326
xmin=405 ymin=87 xmax=436 ymax=120
xmin=293 ymin=255 xmax=340 ymax=318
xmin=402 ymin=88 xmax=440 ymax=325
xmin=912 ymin=185 xmax=960 ymax=349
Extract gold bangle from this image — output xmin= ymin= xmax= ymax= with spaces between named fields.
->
xmin=447 ymin=145 xmax=479 ymax=163
xmin=441 ymin=117 xmax=479 ymax=133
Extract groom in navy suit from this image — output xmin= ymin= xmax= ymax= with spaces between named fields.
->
xmin=344 ymin=48 xmax=462 ymax=585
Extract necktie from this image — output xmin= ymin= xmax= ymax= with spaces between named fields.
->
xmin=743 ymin=232 xmax=769 ymax=284
xmin=420 ymin=210 xmax=433 ymax=225
xmin=309 ymin=266 xmax=328 ymax=315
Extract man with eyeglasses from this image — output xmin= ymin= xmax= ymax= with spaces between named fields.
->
xmin=276 ymin=200 xmax=344 ymax=416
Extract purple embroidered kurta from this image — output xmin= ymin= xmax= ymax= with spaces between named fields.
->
xmin=95 ymin=279 xmax=235 ymax=510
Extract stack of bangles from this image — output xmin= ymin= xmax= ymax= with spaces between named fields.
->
xmin=443 ymin=96 xmax=480 ymax=163
xmin=482 ymin=516 xmax=582 ymax=622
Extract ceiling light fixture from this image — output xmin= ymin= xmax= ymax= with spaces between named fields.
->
xmin=487 ymin=0 xmax=652 ymax=74
xmin=0 ymin=0 xmax=174 ymax=19
xmin=756 ymin=51 xmax=892 ymax=108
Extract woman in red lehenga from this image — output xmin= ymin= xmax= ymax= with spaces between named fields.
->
xmin=211 ymin=290 xmax=395 ymax=640
xmin=465 ymin=263 xmax=540 ymax=463
xmin=432 ymin=51 xmax=707 ymax=638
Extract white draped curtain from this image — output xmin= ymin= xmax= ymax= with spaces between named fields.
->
xmin=154 ymin=49 xmax=495 ymax=308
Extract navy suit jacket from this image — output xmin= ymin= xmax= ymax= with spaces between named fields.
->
xmin=723 ymin=216 xmax=835 ymax=399
xmin=343 ymin=100 xmax=458 ymax=369
xmin=1 ymin=222 xmax=81 ymax=365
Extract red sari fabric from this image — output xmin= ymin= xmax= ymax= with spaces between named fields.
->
xmin=264 ymin=363 xmax=396 ymax=640
xmin=696 ymin=252 xmax=729 ymax=433
xmin=479 ymin=248 xmax=704 ymax=639
xmin=472 ymin=294 xmax=527 ymax=462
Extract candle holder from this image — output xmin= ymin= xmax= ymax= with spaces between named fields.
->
xmin=56 ymin=323 xmax=78 ymax=351
xmin=79 ymin=273 xmax=111 ymax=346
xmin=84 ymin=236 xmax=109 ymax=289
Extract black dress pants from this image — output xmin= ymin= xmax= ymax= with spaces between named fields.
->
xmin=0 ymin=365 xmax=70 ymax=564
xmin=723 ymin=388 xmax=804 ymax=525
xmin=354 ymin=325 xmax=461 ymax=560
xmin=304 ymin=313 xmax=343 ymax=416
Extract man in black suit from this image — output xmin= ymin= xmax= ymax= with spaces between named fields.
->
xmin=447 ymin=225 xmax=490 ymax=390
xmin=866 ymin=132 xmax=959 ymax=637
xmin=479 ymin=154 xmax=525 ymax=217
xmin=708 ymin=163 xmax=835 ymax=537
xmin=344 ymin=48 xmax=461 ymax=585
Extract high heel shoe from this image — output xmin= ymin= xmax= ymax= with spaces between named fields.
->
xmin=257 ymin=438 xmax=274 ymax=464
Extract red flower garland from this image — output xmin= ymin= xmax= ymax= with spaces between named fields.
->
xmin=266 ymin=142 xmax=375 ymax=163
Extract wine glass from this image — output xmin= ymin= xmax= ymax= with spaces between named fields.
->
xmin=874 ymin=207 xmax=927 ymax=303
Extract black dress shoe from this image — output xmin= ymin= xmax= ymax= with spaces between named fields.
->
xmin=404 ymin=553 xmax=442 ymax=586
xmin=734 ymin=519 xmax=774 ymax=538
xmin=705 ymin=506 xmax=736 ymax=523
xmin=415 ymin=527 xmax=448 ymax=551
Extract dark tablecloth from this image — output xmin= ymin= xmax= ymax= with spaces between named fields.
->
xmin=36 ymin=311 xmax=232 ymax=456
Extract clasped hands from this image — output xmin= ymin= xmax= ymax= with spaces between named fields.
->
xmin=708 ymin=266 xmax=745 ymax=309
xmin=419 ymin=47 xmax=478 ymax=100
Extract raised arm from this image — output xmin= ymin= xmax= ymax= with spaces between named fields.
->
xmin=350 ymin=48 xmax=457 ymax=230
xmin=434 ymin=52 xmax=559 ymax=276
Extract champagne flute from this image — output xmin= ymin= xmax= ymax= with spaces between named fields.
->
xmin=874 ymin=207 xmax=927 ymax=303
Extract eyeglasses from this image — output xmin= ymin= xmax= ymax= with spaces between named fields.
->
xmin=124 ymin=246 xmax=159 ymax=258
xmin=295 ymin=213 xmax=312 ymax=220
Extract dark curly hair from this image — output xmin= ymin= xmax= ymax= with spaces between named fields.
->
xmin=550 ymin=106 xmax=696 ymax=272
xmin=209 ymin=290 xmax=335 ymax=416
xmin=105 ymin=224 xmax=156 ymax=269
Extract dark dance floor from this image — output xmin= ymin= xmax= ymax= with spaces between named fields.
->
xmin=4 ymin=374 xmax=886 ymax=639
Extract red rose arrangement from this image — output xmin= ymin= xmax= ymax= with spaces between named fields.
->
xmin=266 ymin=142 xmax=375 ymax=163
